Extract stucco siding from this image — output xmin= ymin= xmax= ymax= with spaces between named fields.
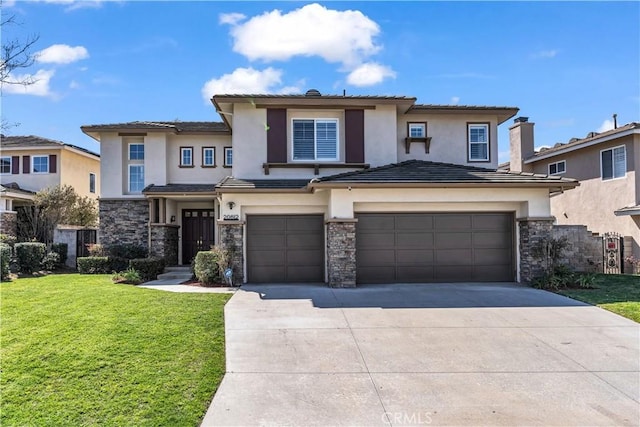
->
xmin=0 ymin=148 xmax=61 ymax=192
xmin=59 ymin=149 xmax=100 ymax=199
xmin=364 ymin=105 xmax=398 ymax=167
xmin=100 ymin=133 xmax=124 ymax=198
xmin=167 ymin=134 xmax=232 ymax=184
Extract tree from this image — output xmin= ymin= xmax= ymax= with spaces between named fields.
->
xmin=16 ymin=185 xmax=98 ymax=243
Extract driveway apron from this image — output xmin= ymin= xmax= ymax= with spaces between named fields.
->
xmin=201 ymin=283 xmax=639 ymax=426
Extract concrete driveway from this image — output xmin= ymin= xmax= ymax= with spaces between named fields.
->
xmin=201 ymin=283 xmax=639 ymax=426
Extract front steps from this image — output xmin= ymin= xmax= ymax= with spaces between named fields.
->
xmin=145 ymin=266 xmax=192 ymax=285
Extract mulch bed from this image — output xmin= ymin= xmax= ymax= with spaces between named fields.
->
xmin=180 ymin=279 xmax=232 ymax=288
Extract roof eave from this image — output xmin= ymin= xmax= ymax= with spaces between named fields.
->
xmin=309 ymin=181 xmax=579 ymax=190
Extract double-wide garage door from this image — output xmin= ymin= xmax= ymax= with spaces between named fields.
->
xmin=356 ymin=213 xmax=514 ymax=283
xmin=247 ymin=215 xmax=324 ymax=283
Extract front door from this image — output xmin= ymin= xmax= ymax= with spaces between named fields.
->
xmin=182 ymin=209 xmax=215 ymax=264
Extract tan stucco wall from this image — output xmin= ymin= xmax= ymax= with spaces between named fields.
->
xmin=59 ymin=148 xmax=100 ymax=199
xmin=167 ymin=134 xmax=231 ymax=184
xmin=531 ymin=135 xmax=639 ymax=258
xmin=0 ymin=148 xmax=61 ymax=192
xmin=397 ymin=114 xmax=500 ymax=168
xmin=100 ymin=132 xmax=124 ymax=198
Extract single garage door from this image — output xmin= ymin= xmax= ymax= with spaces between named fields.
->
xmin=247 ymin=215 xmax=324 ymax=283
xmin=356 ymin=213 xmax=514 ymax=283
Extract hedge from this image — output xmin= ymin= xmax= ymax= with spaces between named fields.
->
xmin=15 ymin=242 xmax=46 ymax=274
xmin=51 ymin=243 xmax=68 ymax=267
xmin=129 ymin=257 xmax=165 ymax=282
xmin=105 ymin=244 xmax=147 ymax=260
xmin=0 ymin=243 xmax=11 ymax=281
xmin=77 ymin=257 xmax=112 ymax=274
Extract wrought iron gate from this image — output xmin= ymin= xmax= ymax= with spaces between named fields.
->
xmin=602 ymin=232 xmax=623 ymax=274
xmin=76 ymin=229 xmax=97 ymax=264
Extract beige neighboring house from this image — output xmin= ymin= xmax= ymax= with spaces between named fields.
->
xmin=82 ymin=90 xmax=578 ymax=286
xmin=0 ymin=135 xmax=100 ymax=236
xmin=507 ymin=118 xmax=640 ymax=266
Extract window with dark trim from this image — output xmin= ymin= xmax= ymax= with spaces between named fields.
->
xmin=601 ymin=145 xmax=626 ymax=180
xmin=292 ymin=119 xmax=338 ymax=161
xmin=548 ymin=160 xmax=566 ymax=175
xmin=224 ymin=147 xmax=232 ymax=167
xmin=468 ymin=123 xmax=489 ymax=162
xmin=89 ymin=173 xmax=96 ymax=193
xmin=32 ymin=155 xmax=49 ymax=173
xmin=202 ymin=147 xmax=216 ymax=167
xmin=0 ymin=156 xmax=10 ymax=174
xmin=129 ymin=165 xmax=144 ymax=193
xmin=180 ymin=147 xmax=193 ymax=167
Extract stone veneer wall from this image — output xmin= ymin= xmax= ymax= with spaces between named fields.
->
xmin=218 ymin=221 xmax=244 ymax=284
xmin=326 ymin=220 xmax=357 ymax=288
xmin=518 ymin=218 xmax=554 ymax=284
xmin=150 ymin=224 xmax=179 ymax=266
xmin=99 ymin=200 xmax=149 ymax=249
xmin=0 ymin=211 xmax=17 ymax=237
xmin=552 ymin=225 xmax=602 ymax=273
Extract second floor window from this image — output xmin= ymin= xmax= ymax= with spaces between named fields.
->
xmin=408 ymin=123 xmax=426 ymax=138
xmin=601 ymin=146 xmax=626 ymax=180
xmin=32 ymin=155 xmax=49 ymax=173
xmin=224 ymin=147 xmax=233 ymax=167
xmin=292 ymin=119 xmax=338 ymax=161
xmin=548 ymin=160 xmax=566 ymax=175
xmin=129 ymin=165 xmax=144 ymax=193
xmin=129 ymin=143 xmax=144 ymax=160
xmin=202 ymin=147 xmax=215 ymax=167
xmin=0 ymin=157 xmax=10 ymax=174
xmin=468 ymin=123 xmax=489 ymax=162
xmin=180 ymin=147 xmax=193 ymax=167
xmin=89 ymin=173 xmax=96 ymax=193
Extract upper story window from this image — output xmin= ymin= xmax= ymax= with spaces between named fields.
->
xmin=32 ymin=155 xmax=49 ymax=173
xmin=468 ymin=123 xmax=489 ymax=162
xmin=202 ymin=147 xmax=216 ymax=167
xmin=601 ymin=145 xmax=626 ymax=180
xmin=180 ymin=147 xmax=193 ymax=167
xmin=292 ymin=119 xmax=338 ymax=161
xmin=548 ymin=160 xmax=566 ymax=175
xmin=224 ymin=147 xmax=233 ymax=167
xmin=129 ymin=143 xmax=144 ymax=160
xmin=89 ymin=173 xmax=96 ymax=193
xmin=408 ymin=123 xmax=426 ymax=138
xmin=129 ymin=165 xmax=144 ymax=193
xmin=0 ymin=157 xmax=11 ymax=174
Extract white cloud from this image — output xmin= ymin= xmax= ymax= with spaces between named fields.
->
xmin=2 ymin=69 xmax=55 ymax=97
xmin=598 ymin=119 xmax=615 ymax=133
xmin=201 ymin=67 xmax=301 ymax=102
xmin=346 ymin=62 xmax=395 ymax=86
xmin=36 ymin=44 xmax=89 ymax=64
xmin=223 ymin=3 xmax=381 ymax=68
xmin=219 ymin=12 xmax=246 ymax=25
xmin=530 ymin=49 xmax=559 ymax=59
xmin=450 ymin=96 xmax=460 ymax=105
xmin=30 ymin=0 xmax=107 ymax=11
xmin=69 ymin=80 xmax=80 ymax=89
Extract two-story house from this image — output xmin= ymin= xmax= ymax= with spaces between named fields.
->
xmin=82 ymin=90 xmax=577 ymax=286
xmin=0 ymin=135 xmax=100 ymax=237
xmin=507 ymin=119 xmax=640 ymax=270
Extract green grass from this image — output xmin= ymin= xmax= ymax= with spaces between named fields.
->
xmin=1 ymin=274 xmax=231 ymax=426
xmin=558 ymin=274 xmax=640 ymax=322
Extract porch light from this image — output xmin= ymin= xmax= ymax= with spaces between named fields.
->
xmin=227 ymin=201 xmax=236 ymax=210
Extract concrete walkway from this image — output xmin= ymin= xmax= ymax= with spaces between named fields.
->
xmin=202 ymin=283 xmax=639 ymax=426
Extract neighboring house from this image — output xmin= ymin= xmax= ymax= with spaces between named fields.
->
xmin=506 ymin=119 xmax=640 ymax=267
xmin=82 ymin=90 xmax=577 ymax=286
xmin=0 ymin=135 xmax=101 ymax=237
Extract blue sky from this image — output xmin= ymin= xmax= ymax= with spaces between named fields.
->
xmin=2 ymin=1 xmax=639 ymax=163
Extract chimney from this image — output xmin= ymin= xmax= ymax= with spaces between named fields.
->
xmin=509 ymin=116 xmax=534 ymax=172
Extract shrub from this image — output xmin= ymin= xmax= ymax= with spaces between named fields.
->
xmin=15 ymin=242 xmax=46 ymax=274
xmin=77 ymin=257 xmax=111 ymax=274
xmin=0 ymin=243 xmax=11 ymax=281
xmin=129 ymin=257 xmax=165 ymax=282
xmin=193 ymin=251 xmax=222 ymax=285
xmin=108 ymin=257 xmax=129 ymax=273
xmin=112 ymin=268 xmax=141 ymax=285
xmin=51 ymin=243 xmax=68 ymax=267
xmin=106 ymin=243 xmax=147 ymax=260
xmin=87 ymin=243 xmax=106 ymax=257
xmin=0 ymin=234 xmax=17 ymax=247
xmin=42 ymin=252 xmax=61 ymax=271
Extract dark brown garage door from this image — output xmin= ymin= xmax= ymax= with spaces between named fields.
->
xmin=356 ymin=213 xmax=514 ymax=283
xmin=247 ymin=215 xmax=324 ymax=283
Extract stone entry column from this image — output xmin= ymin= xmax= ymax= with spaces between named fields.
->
xmin=518 ymin=217 xmax=554 ymax=284
xmin=0 ymin=211 xmax=17 ymax=237
xmin=326 ymin=219 xmax=357 ymax=288
xmin=150 ymin=224 xmax=179 ymax=266
xmin=99 ymin=199 xmax=149 ymax=248
xmin=218 ymin=220 xmax=244 ymax=284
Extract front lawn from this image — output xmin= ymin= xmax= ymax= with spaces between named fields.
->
xmin=558 ymin=274 xmax=640 ymax=322
xmin=1 ymin=274 xmax=231 ymax=426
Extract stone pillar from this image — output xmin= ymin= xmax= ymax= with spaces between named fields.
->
xmin=0 ymin=211 xmax=17 ymax=237
xmin=99 ymin=199 xmax=149 ymax=249
xmin=150 ymin=224 xmax=179 ymax=266
xmin=518 ymin=217 xmax=554 ymax=284
xmin=326 ymin=219 xmax=357 ymax=288
xmin=218 ymin=221 xmax=244 ymax=284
